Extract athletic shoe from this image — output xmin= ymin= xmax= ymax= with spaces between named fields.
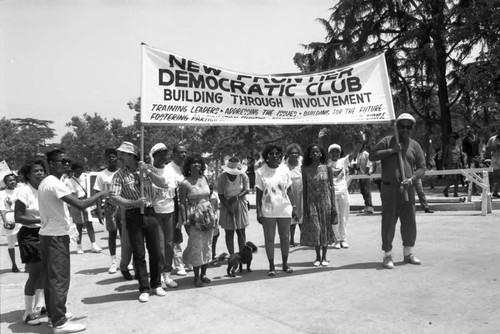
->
xmin=382 ymin=255 xmax=394 ymax=269
xmin=24 ymin=314 xmax=41 ymax=326
xmin=76 ymin=245 xmax=84 ymax=255
xmin=163 ymin=273 xmax=178 ymax=288
xmin=138 ymin=292 xmax=149 ymax=303
xmin=108 ymin=260 xmax=117 ymax=274
xmin=154 ymin=287 xmax=166 ymax=297
xmin=91 ymin=245 xmax=102 ymax=253
xmin=53 ymin=321 xmax=86 ymax=333
xmin=333 ymin=242 xmax=341 ymax=249
xmin=340 ymin=241 xmax=349 ymax=249
xmin=403 ymin=253 xmax=422 ymax=265
xmin=175 ymin=268 xmax=187 ymax=276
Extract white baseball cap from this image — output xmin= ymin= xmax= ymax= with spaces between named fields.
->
xmin=150 ymin=143 xmax=168 ymax=157
xmin=396 ymin=113 xmax=416 ymax=124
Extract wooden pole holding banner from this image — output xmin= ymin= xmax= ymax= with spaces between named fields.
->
xmin=140 ymin=125 xmax=145 ymax=214
xmin=392 ymin=122 xmax=409 ymax=201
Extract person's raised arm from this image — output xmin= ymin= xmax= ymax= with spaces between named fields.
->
xmin=138 ymin=161 xmax=168 ymax=188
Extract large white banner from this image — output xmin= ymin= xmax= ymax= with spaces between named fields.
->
xmin=141 ymin=44 xmax=395 ymax=125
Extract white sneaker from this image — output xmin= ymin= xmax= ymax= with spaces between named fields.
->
xmin=333 ymin=242 xmax=341 ymax=249
xmin=138 ymin=292 xmax=149 ymax=303
xmin=47 ymin=313 xmax=73 ymax=327
xmin=340 ymin=241 xmax=349 ymax=249
xmin=175 ymin=268 xmax=187 ymax=276
xmin=108 ymin=261 xmax=117 ymax=274
xmin=76 ymin=245 xmax=84 ymax=255
xmin=163 ymin=273 xmax=178 ymax=288
xmin=91 ymin=245 xmax=102 ymax=253
xmin=154 ymin=287 xmax=166 ymax=297
xmin=53 ymin=320 xmax=86 ymax=334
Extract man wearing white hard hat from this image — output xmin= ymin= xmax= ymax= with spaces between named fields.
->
xmin=149 ymin=143 xmax=178 ymax=289
xmin=369 ymin=113 xmax=426 ymax=269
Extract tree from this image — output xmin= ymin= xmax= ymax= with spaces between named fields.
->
xmin=0 ymin=117 xmax=54 ymax=170
xmin=61 ymin=113 xmax=123 ymax=170
xmin=294 ymin=0 xmax=500 ymax=147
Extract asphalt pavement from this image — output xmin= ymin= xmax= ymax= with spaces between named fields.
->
xmin=1 ymin=192 xmax=499 ymax=334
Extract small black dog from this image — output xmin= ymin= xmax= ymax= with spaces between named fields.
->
xmin=227 ymin=241 xmax=258 ymax=277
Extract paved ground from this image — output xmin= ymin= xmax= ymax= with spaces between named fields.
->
xmin=1 ymin=192 xmax=499 ymax=334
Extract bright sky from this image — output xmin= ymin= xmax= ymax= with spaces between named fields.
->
xmin=0 ymin=0 xmax=335 ymax=142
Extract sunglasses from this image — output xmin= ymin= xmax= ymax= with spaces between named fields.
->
xmin=398 ymin=125 xmax=413 ymax=130
xmin=53 ymin=159 xmax=71 ymax=164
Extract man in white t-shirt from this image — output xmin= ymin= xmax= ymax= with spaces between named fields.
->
xmin=93 ymin=148 xmax=133 ymax=278
xmin=149 ymin=143 xmax=178 ymax=288
xmin=165 ymin=144 xmax=189 ymax=276
xmin=38 ymin=148 xmax=108 ymax=333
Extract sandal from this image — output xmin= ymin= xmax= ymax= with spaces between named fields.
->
xmin=268 ymin=271 xmax=276 ymax=277
xmin=201 ymin=275 xmax=211 ymax=283
xmin=283 ymin=266 xmax=294 ymax=274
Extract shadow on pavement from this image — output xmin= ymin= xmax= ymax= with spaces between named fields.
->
xmin=81 ymin=291 xmax=138 ymax=305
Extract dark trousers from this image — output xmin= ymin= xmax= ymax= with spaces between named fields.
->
xmin=155 ymin=212 xmax=175 ymax=272
xmin=125 ymin=208 xmax=164 ymax=293
xmin=39 ymin=235 xmax=70 ymax=327
xmin=414 ymin=178 xmax=428 ymax=208
xmin=359 ymin=178 xmax=373 ymax=207
xmin=380 ymin=183 xmax=417 ymax=252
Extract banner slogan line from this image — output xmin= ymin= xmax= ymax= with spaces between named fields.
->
xmin=140 ymin=45 xmax=395 ymax=126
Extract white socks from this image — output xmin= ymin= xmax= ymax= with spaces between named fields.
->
xmin=403 ymin=246 xmax=412 ymax=256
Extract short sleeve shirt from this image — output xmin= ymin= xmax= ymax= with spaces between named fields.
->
xmin=16 ymin=183 xmax=41 ymax=228
xmin=255 ymin=164 xmax=293 ymax=218
xmin=38 ymin=175 xmax=72 ymax=236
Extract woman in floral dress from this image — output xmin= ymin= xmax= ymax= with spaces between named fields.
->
xmin=300 ymin=144 xmax=336 ymax=267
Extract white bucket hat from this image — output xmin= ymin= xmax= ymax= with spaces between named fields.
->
xmin=221 ymin=157 xmax=247 ymax=175
xmin=116 ymin=141 xmax=139 ymax=158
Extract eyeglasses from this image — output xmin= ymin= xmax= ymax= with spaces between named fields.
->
xmin=398 ymin=125 xmax=413 ymax=130
xmin=53 ymin=159 xmax=71 ymax=164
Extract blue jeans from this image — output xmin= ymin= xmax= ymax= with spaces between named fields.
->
xmin=39 ymin=235 xmax=70 ymax=327
xmin=155 ymin=212 xmax=175 ymax=272
xmin=125 ymin=208 xmax=164 ymax=293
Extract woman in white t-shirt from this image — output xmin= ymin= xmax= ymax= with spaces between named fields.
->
xmin=15 ymin=158 xmax=48 ymax=325
xmin=256 ymin=144 xmax=294 ymax=276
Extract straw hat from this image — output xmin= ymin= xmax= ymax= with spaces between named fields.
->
xmin=221 ymin=157 xmax=247 ymax=175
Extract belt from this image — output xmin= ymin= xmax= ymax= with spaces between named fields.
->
xmin=382 ymin=181 xmax=400 ymax=186
xmin=125 ymin=206 xmax=155 ymax=215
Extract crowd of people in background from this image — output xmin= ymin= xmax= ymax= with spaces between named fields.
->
xmin=1 ymin=115 xmax=499 ymax=333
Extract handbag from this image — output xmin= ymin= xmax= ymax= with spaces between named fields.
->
xmin=188 ymin=202 xmax=216 ymax=231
